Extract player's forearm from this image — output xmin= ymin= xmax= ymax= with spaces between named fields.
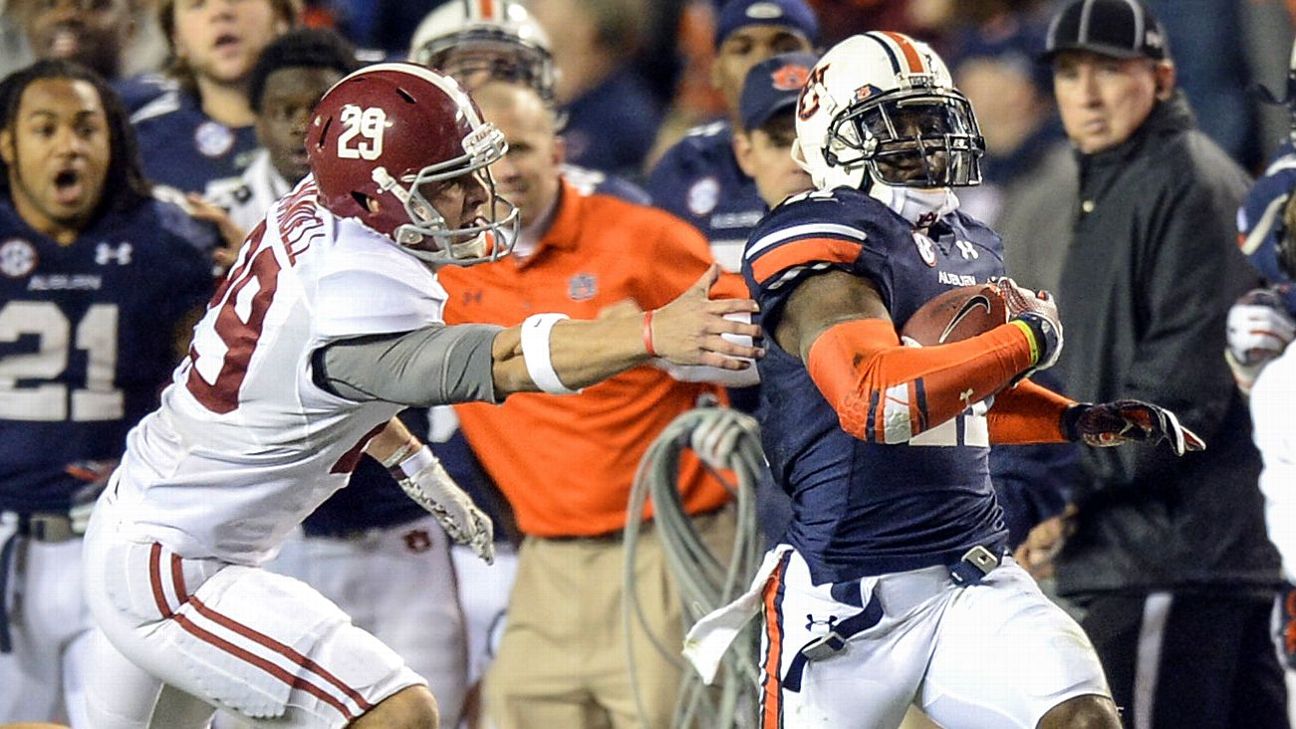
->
xmin=490 ymin=312 xmax=647 ymax=395
xmin=807 ymin=318 xmax=1036 ymax=443
xmin=364 ymin=418 xmax=417 ymax=462
xmin=987 ymin=379 xmax=1075 ymax=444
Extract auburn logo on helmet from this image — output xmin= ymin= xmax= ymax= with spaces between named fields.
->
xmin=797 ymin=63 xmax=830 ymax=121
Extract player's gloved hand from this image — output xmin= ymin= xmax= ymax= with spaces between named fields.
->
xmin=1225 ymin=288 xmax=1295 ymax=395
xmin=1279 ymin=583 xmax=1296 ymax=670
xmin=65 ymin=459 xmax=118 ymax=535
xmin=689 ymin=407 xmax=756 ymax=471
xmin=391 ymin=445 xmax=494 ymax=564
xmin=991 ymin=277 xmax=1064 ymax=375
xmin=1062 ymin=399 xmax=1205 ymax=456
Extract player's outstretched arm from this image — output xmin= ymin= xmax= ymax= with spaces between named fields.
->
xmin=489 ymin=265 xmax=763 ymax=396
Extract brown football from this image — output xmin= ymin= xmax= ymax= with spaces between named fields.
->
xmin=900 ymin=284 xmax=1009 ymax=346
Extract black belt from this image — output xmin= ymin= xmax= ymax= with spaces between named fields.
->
xmin=783 ymin=545 xmax=1004 ymax=692
xmin=0 ymin=511 xmax=79 ymax=654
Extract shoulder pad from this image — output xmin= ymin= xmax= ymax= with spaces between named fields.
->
xmin=314 ymin=224 xmax=447 ymax=343
xmin=129 ymin=89 xmax=183 ymax=125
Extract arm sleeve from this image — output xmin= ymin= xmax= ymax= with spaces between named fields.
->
xmin=312 ymin=323 xmax=503 ymax=406
xmin=807 ymin=318 xmax=1036 ymax=443
xmin=1086 ymin=174 xmax=1255 ymax=486
xmin=987 ymin=378 xmax=1074 ymax=444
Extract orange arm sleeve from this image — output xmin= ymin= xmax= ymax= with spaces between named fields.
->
xmin=806 ymin=318 xmax=1036 ymax=443
xmin=987 ymin=379 xmax=1076 ymax=444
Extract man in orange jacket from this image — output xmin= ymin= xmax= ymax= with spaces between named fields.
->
xmin=437 ymin=79 xmax=745 ymax=729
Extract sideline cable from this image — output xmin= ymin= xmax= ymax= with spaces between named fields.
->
xmin=622 ymin=406 xmax=765 ymax=729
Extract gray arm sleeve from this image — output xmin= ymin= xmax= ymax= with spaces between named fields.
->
xmin=312 ymin=323 xmax=504 ymax=406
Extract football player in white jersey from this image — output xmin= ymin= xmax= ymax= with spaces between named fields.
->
xmin=81 ymin=62 xmax=761 ymax=729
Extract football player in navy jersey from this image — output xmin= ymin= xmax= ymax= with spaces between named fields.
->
xmin=0 ymin=59 xmax=215 ymax=727
xmin=685 ymin=33 xmax=1206 ymax=729
xmin=646 ymin=0 xmax=816 ymax=273
xmin=129 ymin=0 xmax=295 ymax=197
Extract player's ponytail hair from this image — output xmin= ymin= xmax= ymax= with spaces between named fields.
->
xmin=0 ymin=60 xmax=153 ymax=218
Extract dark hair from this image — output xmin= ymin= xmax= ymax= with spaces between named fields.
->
xmin=248 ymin=28 xmax=360 ymax=113
xmin=0 ymin=59 xmax=152 ymax=218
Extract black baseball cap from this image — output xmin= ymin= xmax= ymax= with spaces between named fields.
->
xmin=1043 ymin=0 xmax=1167 ymax=62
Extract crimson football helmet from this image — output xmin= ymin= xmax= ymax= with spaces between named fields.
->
xmin=305 ymin=62 xmax=519 ymax=265
xmin=795 ymin=32 xmax=984 ymax=191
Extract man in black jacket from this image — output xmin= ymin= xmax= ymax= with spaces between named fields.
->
xmin=1020 ymin=1 xmax=1289 ymax=727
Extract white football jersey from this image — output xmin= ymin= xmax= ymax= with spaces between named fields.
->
xmin=108 ymin=177 xmax=449 ymax=565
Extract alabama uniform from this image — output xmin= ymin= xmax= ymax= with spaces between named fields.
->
xmin=0 ymin=196 xmax=215 ymax=726
xmin=727 ymin=187 xmax=1108 ymax=728
xmin=82 ymin=178 xmax=446 ymax=728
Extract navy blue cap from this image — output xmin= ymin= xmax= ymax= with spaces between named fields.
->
xmin=739 ymin=51 xmax=817 ymax=130
xmin=1043 ymin=0 xmax=1167 ymax=61
xmin=715 ymin=0 xmax=819 ymax=50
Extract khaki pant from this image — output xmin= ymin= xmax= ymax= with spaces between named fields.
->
xmin=484 ymin=509 xmax=735 ymax=729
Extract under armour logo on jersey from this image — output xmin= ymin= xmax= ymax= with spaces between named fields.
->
xmin=955 ymin=240 xmax=979 ymax=260
xmin=805 ymin=614 xmax=839 ymax=632
xmin=95 ymin=242 xmax=133 ymax=266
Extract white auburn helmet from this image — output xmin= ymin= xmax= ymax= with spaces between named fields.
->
xmin=793 ymin=32 xmax=985 ymax=191
xmin=408 ymin=0 xmax=557 ymax=103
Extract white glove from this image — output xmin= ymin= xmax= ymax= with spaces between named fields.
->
xmin=992 ymin=277 xmax=1064 ymax=373
xmin=393 ymin=446 xmax=494 ymax=564
xmin=690 ymin=408 xmax=757 ymax=471
xmin=1226 ymin=288 xmax=1295 ymax=394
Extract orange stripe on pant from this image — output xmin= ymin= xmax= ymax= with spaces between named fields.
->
xmin=761 ymin=553 xmax=792 ymax=729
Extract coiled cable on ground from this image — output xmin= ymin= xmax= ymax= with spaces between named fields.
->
xmin=623 ymin=406 xmax=766 ymax=729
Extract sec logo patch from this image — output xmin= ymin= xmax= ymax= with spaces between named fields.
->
xmin=687 ymin=177 xmax=720 ymax=217
xmin=195 ymin=120 xmax=235 ymax=158
xmin=0 ymin=238 xmax=37 ymax=278
xmin=913 ymin=232 xmax=937 ymax=267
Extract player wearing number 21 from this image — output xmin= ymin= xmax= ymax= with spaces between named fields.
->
xmin=685 ymin=34 xmax=1202 ymax=729
xmin=77 ymin=63 xmax=761 ymax=729
xmin=0 ymin=61 xmax=216 ymax=727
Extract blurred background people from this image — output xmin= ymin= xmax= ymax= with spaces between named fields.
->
xmin=130 ymin=0 xmax=295 ymax=197
xmin=0 ymin=59 xmax=214 ymax=728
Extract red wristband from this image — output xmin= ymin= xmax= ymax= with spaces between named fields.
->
xmin=642 ymin=310 xmax=657 ymax=357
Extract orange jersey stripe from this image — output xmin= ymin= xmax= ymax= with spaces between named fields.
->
xmin=750 ymin=237 xmax=863 ymax=285
xmin=760 ymin=554 xmax=790 ymax=729
xmin=479 ymin=0 xmax=496 ymax=19
xmin=881 ymin=31 xmax=925 ymax=73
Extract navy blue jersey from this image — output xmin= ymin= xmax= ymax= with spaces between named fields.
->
xmin=741 ymin=187 xmax=1009 ymax=583
xmin=0 ymin=198 xmax=216 ymax=513
xmin=646 ymin=121 xmax=765 ymax=273
xmin=130 ymin=88 xmax=260 ymax=196
xmin=112 ymin=73 xmax=176 ymax=115
xmin=1239 ymin=140 xmax=1296 ymax=313
xmin=560 ymin=68 xmax=662 ymax=181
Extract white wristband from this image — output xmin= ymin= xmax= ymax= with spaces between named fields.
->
xmin=396 ymin=445 xmax=439 ymax=479
xmin=520 ymin=313 xmax=580 ymax=394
